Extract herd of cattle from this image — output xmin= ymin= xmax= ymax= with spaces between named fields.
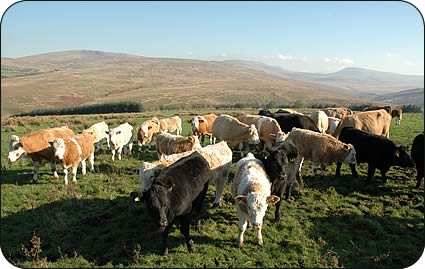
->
xmin=6 ymin=105 xmax=424 ymax=255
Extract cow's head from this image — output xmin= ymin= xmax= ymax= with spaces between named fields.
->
xmin=49 ymin=138 xmax=66 ymax=160
xmin=342 ymin=143 xmax=357 ymax=164
xmin=145 ymin=180 xmax=174 ymax=232
xmin=235 ymin=193 xmax=279 ymax=227
xmin=394 ymin=145 xmax=414 ymax=168
xmin=8 ymin=135 xmax=26 ymax=162
xmin=247 ymin=124 xmax=261 ymax=145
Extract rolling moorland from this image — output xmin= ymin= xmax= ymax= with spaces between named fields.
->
xmin=1 ymin=50 xmax=424 ymax=116
xmin=0 ymin=109 xmax=424 ymax=268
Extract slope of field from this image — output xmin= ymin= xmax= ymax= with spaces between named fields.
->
xmin=372 ymin=88 xmax=425 ymax=109
xmin=1 ymin=50 xmax=367 ymax=116
xmin=1 ymin=109 xmax=424 ymax=268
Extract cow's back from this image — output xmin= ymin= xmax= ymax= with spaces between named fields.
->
xmin=20 ymin=126 xmax=75 ymax=154
xmin=334 ymin=110 xmax=391 ymax=138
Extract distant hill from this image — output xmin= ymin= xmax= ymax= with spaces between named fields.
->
xmin=1 ymin=50 xmax=367 ymax=116
xmin=372 ymin=88 xmax=424 ymax=108
xmin=223 ymin=61 xmax=424 ymax=94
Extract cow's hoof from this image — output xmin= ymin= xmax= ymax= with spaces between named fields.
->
xmin=162 ymin=248 xmax=169 ymax=256
xmin=212 ymin=202 xmax=221 ymax=208
xmin=188 ymin=240 xmax=194 ymax=253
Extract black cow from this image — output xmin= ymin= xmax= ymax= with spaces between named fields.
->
xmin=335 ymin=127 xmax=414 ymax=182
xmin=258 ymin=110 xmax=320 ymax=133
xmin=255 ymin=141 xmax=299 ymax=221
xmin=411 ymin=133 xmax=424 ymax=188
xmin=144 ymin=151 xmax=210 ymax=255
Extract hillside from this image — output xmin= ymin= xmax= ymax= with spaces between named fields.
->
xmin=1 ymin=50 xmax=367 ymax=115
xmin=372 ymin=88 xmax=425 ymax=108
xmin=223 ymin=62 xmax=424 ymax=94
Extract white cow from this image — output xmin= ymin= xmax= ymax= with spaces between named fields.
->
xmin=83 ymin=121 xmax=110 ymax=151
xmin=107 ymin=122 xmax=134 ymax=161
xmin=232 ymin=153 xmax=280 ymax=247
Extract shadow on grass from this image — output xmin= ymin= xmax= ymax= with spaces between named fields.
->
xmin=310 ymin=214 xmax=424 ymax=268
xmin=1 ymin=196 xmax=226 ymax=266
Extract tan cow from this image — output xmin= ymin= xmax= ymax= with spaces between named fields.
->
xmin=363 ymin=105 xmax=403 ymax=125
xmin=8 ymin=126 xmax=75 ymax=182
xmin=286 ymin=128 xmax=357 ymax=177
xmin=190 ymin=113 xmax=217 ymax=145
xmin=50 ymin=133 xmax=96 ymax=185
xmin=332 ymin=109 xmax=392 ymax=139
xmin=321 ymin=107 xmax=353 ymax=119
xmin=137 ymin=116 xmax=182 ymax=149
xmin=155 ymin=132 xmax=202 ymax=160
xmin=212 ymin=114 xmax=260 ymax=156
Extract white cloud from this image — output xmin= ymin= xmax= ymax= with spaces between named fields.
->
xmin=323 ymin=57 xmax=353 ymax=66
xmin=278 ymin=54 xmax=295 ymax=61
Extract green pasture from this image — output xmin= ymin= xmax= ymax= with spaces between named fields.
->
xmin=0 ymin=110 xmax=423 ymax=268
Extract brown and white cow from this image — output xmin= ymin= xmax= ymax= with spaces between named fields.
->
xmin=190 ymin=113 xmax=217 ymax=145
xmin=232 ymin=153 xmax=280 ymax=247
xmin=50 ymin=133 xmax=96 ymax=185
xmin=332 ymin=109 xmax=392 ymax=139
xmin=8 ymin=126 xmax=75 ymax=182
xmin=137 ymin=116 xmax=183 ymax=149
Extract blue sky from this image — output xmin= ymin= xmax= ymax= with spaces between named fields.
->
xmin=1 ymin=1 xmax=424 ymax=74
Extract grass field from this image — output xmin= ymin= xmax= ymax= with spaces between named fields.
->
xmin=1 ymin=109 xmax=424 ymax=268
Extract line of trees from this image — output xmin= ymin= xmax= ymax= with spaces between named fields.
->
xmin=13 ymin=101 xmax=144 ymax=117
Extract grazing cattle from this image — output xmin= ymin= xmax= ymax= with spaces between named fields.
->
xmin=258 ymin=110 xmax=320 ymax=133
xmin=190 ymin=113 xmax=217 ymax=145
xmin=363 ymin=105 xmax=403 ymax=125
xmin=336 ymin=127 xmax=414 ymax=182
xmin=286 ymin=128 xmax=357 ymax=177
xmin=156 ymin=132 xmax=202 ymax=160
xmin=8 ymin=126 xmax=75 ymax=182
xmin=212 ymin=114 xmax=260 ymax=156
xmin=232 ymin=153 xmax=280 ymax=247
xmin=49 ymin=133 xmax=96 ymax=185
xmin=327 ymin=117 xmax=341 ymax=135
xmin=238 ymin=114 xmax=286 ymax=150
xmin=321 ymin=107 xmax=353 ymax=119
xmin=107 ymin=122 xmax=134 ymax=161
xmin=332 ymin=109 xmax=392 ymax=139
xmin=311 ymin=110 xmax=329 ymax=134
xmin=139 ymin=141 xmax=232 ymax=207
xmin=82 ymin=121 xmax=110 ymax=151
xmin=144 ymin=152 xmax=211 ymax=255
xmin=255 ymin=141 xmax=299 ymax=221
xmin=411 ymin=133 xmax=424 ymax=188
xmin=275 ymin=108 xmax=303 ymax=115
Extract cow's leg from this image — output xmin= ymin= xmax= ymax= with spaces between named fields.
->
xmin=32 ymin=160 xmax=40 ymax=182
xmin=71 ymin=165 xmax=78 ymax=183
xmin=128 ymin=143 xmax=133 ymax=156
xmin=50 ymin=160 xmax=59 ymax=179
xmin=212 ymin=177 xmax=226 ymax=207
xmin=366 ymin=164 xmax=376 ymax=182
xmin=180 ymin=217 xmax=194 ymax=253
xmin=192 ymin=182 xmax=209 ymax=230
xmin=236 ymin=208 xmax=248 ymax=248
xmin=89 ymin=152 xmax=95 ymax=173
xmin=111 ymin=149 xmax=116 ymax=162
xmin=349 ymin=163 xmax=359 ymax=177
xmin=380 ymin=168 xmax=389 ymax=183
xmin=255 ymin=225 xmax=263 ymax=246
xmin=81 ymin=160 xmax=87 ymax=176
xmin=335 ymin=162 xmax=342 ymax=177
xmin=106 ymin=136 xmax=111 ymax=149
xmin=416 ymin=166 xmax=424 ymax=188
xmin=63 ymin=167 xmax=69 ymax=185
xmin=117 ymin=146 xmax=123 ymax=160
xmin=162 ymin=226 xmax=170 ymax=256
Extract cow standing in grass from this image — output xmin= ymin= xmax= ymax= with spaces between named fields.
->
xmin=190 ymin=113 xmax=217 ymax=145
xmin=144 ymin=152 xmax=211 ymax=255
xmin=50 ymin=133 xmax=96 ymax=185
xmin=82 ymin=121 xmax=110 ymax=152
xmin=107 ymin=122 xmax=134 ymax=161
xmin=8 ymin=126 xmax=75 ymax=182
xmin=411 ymin=133 xmax=424 ymax=188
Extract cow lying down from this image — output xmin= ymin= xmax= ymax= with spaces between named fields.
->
xmin=144 ymin=151 xmax=211 ymax=255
